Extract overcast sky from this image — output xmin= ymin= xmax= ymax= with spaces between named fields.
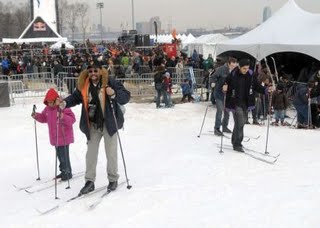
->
xmin=6 ymin=0 xmax=320 ymax=32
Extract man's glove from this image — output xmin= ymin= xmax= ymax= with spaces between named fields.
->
xmin=31 ymin=105 xmax=36 ymax=119
xmin=211 ymin=82 xmax=216 ymax=88
xmin=55 ymin=98 xmax=66 ymax=110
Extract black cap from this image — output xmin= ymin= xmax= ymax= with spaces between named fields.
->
xmin=276 ymin=83 xmax=284 ymax=90
xmin=87 ymin=58 xmax=102 ymax=69
xmin=238 ymin=59 xmax=251 ymax=67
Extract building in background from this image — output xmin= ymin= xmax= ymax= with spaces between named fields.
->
xmin=136 ymin=22 xmax=150 ymax=34
xmin=150 ymin=16 xmax=161 ymax=34
xmin=263 ymin=6 xmax=272 ymax=22
xmin=136 ymin=16 xmax=162 ymax=34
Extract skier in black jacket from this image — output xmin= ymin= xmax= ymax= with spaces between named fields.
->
xmin=223 ymin=59 xmax=272 ymax=152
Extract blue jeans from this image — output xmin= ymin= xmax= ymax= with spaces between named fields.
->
xmin=156 ymin=89 xmax=168 ymax=107
xmin=215 ymin=98 xmax=230 ymax=130
xmin=274 ymin=110 xmax=285 ymax=122
xmin=56 ymin=145 xmax=72 ymax=175
xmin=165 ymin=91 xmax=172 ymax=106
xmin=294 ymin=104 xmax=308 ymax=125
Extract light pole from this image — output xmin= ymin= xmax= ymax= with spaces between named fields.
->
xmin=131 ymin=0 xmax=134 ymax=30
xmin=96 ymin=2 xmax=104 ymax=42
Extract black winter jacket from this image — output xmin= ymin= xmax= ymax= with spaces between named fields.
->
xmin=225 ymin=68 xmax=266 ymax=111
xmin=64 ymin=78 xmax=130 ymax=140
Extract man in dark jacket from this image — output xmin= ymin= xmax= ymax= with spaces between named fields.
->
xmin=223 ymin=59 xmax=270 ymax=152
xmin=57 ymin=63 xmax=130 ymax=195
xmin=154 ymin=65 xmax=168 ymax=108
xmin=53 ymin=60 xmax=64 ymax=91
xmin=210 ymin=57 xmax=237 ymax=136
xmin=293 ymin=81 xmax=319 ymax=128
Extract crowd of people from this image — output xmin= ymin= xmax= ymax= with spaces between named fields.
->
xmin=1 ymin=41 xmax=320 ymax=131
xmin=0 ymin=41 xmax=213 ymax=78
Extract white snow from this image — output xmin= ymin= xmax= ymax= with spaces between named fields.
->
xmin=1 ymin=98 xmax=320 ymax=227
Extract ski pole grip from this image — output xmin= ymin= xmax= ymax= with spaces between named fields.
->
xmin=33 ymin=104 xmax=37 ymax=114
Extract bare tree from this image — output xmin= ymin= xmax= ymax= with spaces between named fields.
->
xmin=57 ymin=0 xmax=69 ymax=36
xmin=77 ymin=2 xmax=90 ymax=43
xmin=14 ymin=3 xmax=31 ymax=36
xmin=65 ymin=3 xmax=80 ymax=41
xmin=1 ymin=2 xmax=17 ymax=38
xmin=0 ymin=1 xmax=30 ymax=39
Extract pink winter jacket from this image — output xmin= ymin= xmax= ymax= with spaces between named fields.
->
xmin=35 ymin=106 xmax=76 ymax=146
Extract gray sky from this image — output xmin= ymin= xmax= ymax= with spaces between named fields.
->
xmin=7 ymin=0 xmax=320 ymax=32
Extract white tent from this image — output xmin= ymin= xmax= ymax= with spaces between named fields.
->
xmin=187 ymin=33 xmax=229 ymax=59
xmin=150 ymin=33 xmax=193 ymax=45
xmin=216 ymin=0 xmax=320 ymax=61
xmin=50 ymin=41 xmax=74 ymax=50
xmin=182 ymin=34 xmax=196 ymax=49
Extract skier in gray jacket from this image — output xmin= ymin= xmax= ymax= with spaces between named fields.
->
xmin=210 ymin=57 xmax=237 ymax=136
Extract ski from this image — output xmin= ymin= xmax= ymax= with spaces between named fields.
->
xmin=244 ymin=135 xmax=261 ymax=140
xmin=207 ymin=131 xmax=233 ymax=140
xmin=88 ymin=181 xmax=126 ymax=210
xmin=242 ymin=146 xmax=280 ymax=159
xmin=36 ymin=184 xmax=109 ymax=215
xmin=13 ymin=171 xmax=85 ymax=191
xmin=24 ymin=172 xmax=85 ymax=194
xmin=217 ymin=144 xmax=279 ymax=158
xmin=208 ymin=131 xmax=255 ymax=142
xmin=216 ymin=145 xmax=278 ymax=164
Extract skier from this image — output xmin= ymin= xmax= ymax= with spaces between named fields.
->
xmin=31 ymin=88 xmax=75 ymax=181
xmin=223 ymin=59 xmax=272 ymax=152
xmin=56 ymin=63 xmax=130 ymax=195
xmin=210 ymin=57 xmax=237 ymax=136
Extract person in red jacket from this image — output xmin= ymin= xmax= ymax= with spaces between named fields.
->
xmin=31 ymin=88 xmax=76 ymax=181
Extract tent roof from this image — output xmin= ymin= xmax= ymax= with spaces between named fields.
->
xmin=216 ymin=0 xmax=320 ymax=60
xmin=50 ymin=41 xmax=74 ymax=50
xmin=2 ymin=37 xmax=67 ymax=44
xmin=192 ymin=33 xmax=229 ymax=44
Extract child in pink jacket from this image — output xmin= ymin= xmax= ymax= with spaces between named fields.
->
xmin=32 ymin=88 xmax=76 ymax=181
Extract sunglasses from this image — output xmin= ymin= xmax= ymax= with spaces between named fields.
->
xmin=88 ymin=69 xmax=99 ymax=73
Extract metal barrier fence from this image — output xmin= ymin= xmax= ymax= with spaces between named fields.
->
xmin=0 ymin=69 xmax=207 ymax=105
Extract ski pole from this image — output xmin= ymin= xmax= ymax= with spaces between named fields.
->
xmin=108 ymin=97 xmax=132 ymax=190
xmin=290 ymin=113 xmax=297 ymax=127
xmin=264 ymin=89 xmax=273 ymax=155
xmin=33 ymin=105 xmax=41 ymax=181
xmin=219 ymin=95 xmax=226 ymax=153
xmin=55 ymin=108 xmax=61 ymax=200
xmin=197 ymin=105 xmax=210 ymax=138
xmin=59 ymin=109 xmax=71 ymax=189
xmin=307 ymin=90 xmax=312 ymax=129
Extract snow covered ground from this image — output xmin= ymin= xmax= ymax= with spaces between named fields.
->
xmin=1 ymin=98 xmax=320 ymax=227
